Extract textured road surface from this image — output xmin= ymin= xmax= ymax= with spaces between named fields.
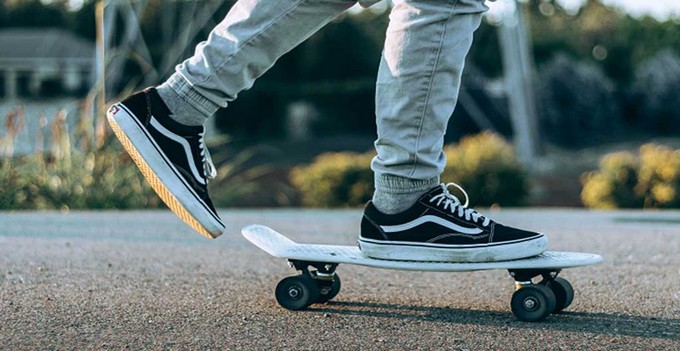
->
xmin=1 ymin=209 xmax=679 ymax=350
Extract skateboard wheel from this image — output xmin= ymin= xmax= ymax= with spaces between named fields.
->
xmin=317 ymin=274 xmax=341 ymax=303
xmin=511 ymin=284 xmax=556 ymax=322
xmin=544 ymin=277 xmax=574 ymax=313
xmin=275 ymin=274 xmax=320 ymax=310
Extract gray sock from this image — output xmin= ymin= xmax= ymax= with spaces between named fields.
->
xmin=156 ymin=82 xmax=210 ymax=126
xmin=372 ymin=175 xmax=440 ymax=214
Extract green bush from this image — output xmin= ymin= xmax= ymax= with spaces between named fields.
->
xmin=580 ymin=151 xmax=643 ymax=209
xmin=290 ymin=132 xmax=528 ymax=207
xmin=631 ymin=50 xmax=680 ymax=135
xmin=441 ymin=132 xmax=529 ymax=207
xmin=0 ymin=103 xmax=162 ymax=210
xmin=536 ymin=54 xmax=621 ymax=147
xmin=0 ymin=92 xmax=278 ymax=209
xmin=0 ymin=146 xmax=161 ymax=210
xmin=290 ymin=152 xmax=374 ymax=207
xmin=581 ymin=144 xmax=680 ymax=209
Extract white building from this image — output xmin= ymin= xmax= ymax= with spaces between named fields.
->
xmin=0 ymin=28 xmax=95 ymax=100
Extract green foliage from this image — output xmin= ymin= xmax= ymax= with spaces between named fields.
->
xmin=0 ymin=139 xmax=269 ymax=210
xmin=207 ymin=140 xmax=273 ymax=207
xmin=290 ymin=152 xmax=374 ymax=208
xmin=0 ymin=102 xmax=271 ymax=210
xmin=526 ymin=0 xmax=680 ymax=85
xmin=580 ymin=151 xmax=642 ymax=209
xmin=441 ymin=132 xmax=528 ymax=207
xmin=0 ymin=145 xmax=161 ymax=211
xmin=290 ymin=132 xmax=528 ymax=208
xmin=103 ymin=0 xmax=680 ymax=145
xmin=537 ymin=54 xmax=621 ymax=146
xmin=581 ymin=144 xmax=680 ymax=209
xmin=0 ymin=101 xmax=164 ymax=210
xmin=215 ymin=10 xmax=385 ymax=139
xmin=0 ymin=150 xmax=160 ymax=210
xmin=631 ymin=50 xmax=680 ymax=134
xmin=0 ymin=0 xmax=95 ymax=40
xmin=1 ymin=0 xmax=67 ymax=28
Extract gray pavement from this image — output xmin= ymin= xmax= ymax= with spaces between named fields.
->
xmin=1 ymin=209 xmax=679 ymax=350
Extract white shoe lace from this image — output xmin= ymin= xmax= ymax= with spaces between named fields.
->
xmin=198 ymin=130 xmax=217 ymax=181
xmin=429 ymin=183 xmax=491 ymax=226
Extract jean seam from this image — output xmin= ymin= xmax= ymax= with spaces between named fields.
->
xmin=168 ymin=74 xmax=218 ymax=117
xmin=194 ymin=0 xmax=307 ymax=87
xmin=408 ymin=0 xmax=459 ymax=178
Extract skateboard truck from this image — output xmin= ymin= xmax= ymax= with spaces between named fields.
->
xmin=275 ymin=260 xmax=342 ymax=310
xmin=509 ymin=268 xmax=561 ymax=288
xmin=507 ymin=269 xmax=574 ymax=322
xmin=288 ymin=260 xmax=338 ymax=276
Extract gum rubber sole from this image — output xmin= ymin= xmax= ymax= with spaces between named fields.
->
xmin=107 ymin=107 xmax=223 ymax=239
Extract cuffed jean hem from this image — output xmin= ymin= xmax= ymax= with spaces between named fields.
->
xmin=374 ymin=174 xmax=440 ymax=195
xmin=165 ymin=73 xmax=221 ymax=119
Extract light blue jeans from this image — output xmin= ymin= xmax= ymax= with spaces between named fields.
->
xmin=165 ymin=0 xmax=488 ymax=193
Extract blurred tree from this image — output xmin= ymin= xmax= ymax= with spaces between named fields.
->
xmin=0 ymin=2 xmax=7 ymax=26
xmin=107 ymin=0 xmax=679 ymax=143
xmin=0 ymin=0 xmax=68 ymax=28
xmin=537 ymin=53 xmax=620 ymax=147
xmin=631 ymin=50 xmax=680 ymax=135
xmin=70 ymin=0 xmax=97 ymax=40
xmin=525 ymin=0 xmax=680 ymax=85
xmin=467 ymin=20 xmax=503 ymax=78
xmin=0 ymin=0 xmax=96 ymax=39
xmin=213 ymin=10 xmax=386 ymax=139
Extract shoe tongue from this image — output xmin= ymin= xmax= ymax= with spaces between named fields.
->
xmin=429 ymin=184 xmax=445 ymax=194
xmin=422 ymin=185 xmax=446 ymax=199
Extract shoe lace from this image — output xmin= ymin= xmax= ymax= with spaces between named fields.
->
xmin=429 ymin=183 xmax=490 ymax=226
xmin=198 ymin=130 xmax=217 ymax=181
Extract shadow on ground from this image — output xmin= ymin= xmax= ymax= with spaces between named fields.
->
xmin=309 ymin=301 xmax=679 ymax=340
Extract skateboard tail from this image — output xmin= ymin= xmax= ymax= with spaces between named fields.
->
xmin=242 ymin=224 xmax=298 ymax=257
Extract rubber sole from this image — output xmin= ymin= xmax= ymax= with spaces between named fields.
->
xmin=358 ymin=235 xmax=549 ymax=262
xmin=107 ymin=103 xmax=225 ymax=239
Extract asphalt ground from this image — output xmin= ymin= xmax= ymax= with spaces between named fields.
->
xmin=1 ymin=209 xmax=679 ymax=350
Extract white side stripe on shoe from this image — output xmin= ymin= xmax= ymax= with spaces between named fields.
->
xmin=380 ymin=215 xmax=484 ymax=235
xmin=149 ymin=117 xmax=206 ymax=185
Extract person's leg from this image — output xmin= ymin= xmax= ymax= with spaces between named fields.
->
xmin=108 ymin=0 xmax=357 ymax=238
xmin=158 ymin=0 xmax=358 ymax=126
xmin=360 ymin=0 xmax=548 ymax=262
xmin=371 ymin=0 xmax=487 ymax=214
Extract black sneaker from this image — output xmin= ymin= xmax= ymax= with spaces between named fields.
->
xmin=107 ymin=88 xmax=225 ymax=238
xmin=359 ymin=183 xmax=548 ymax=262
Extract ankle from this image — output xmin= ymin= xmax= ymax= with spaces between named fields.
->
xmin=372 ymin=175 xmax=439 ymax=214
xmin=156 ymin=82 xmax=210 ymax=127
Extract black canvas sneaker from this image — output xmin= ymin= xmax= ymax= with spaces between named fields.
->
xmin=107 ymin=88 xmax=225 ymax=238
xmin=359 ymin=183 xmax=548 ymax=262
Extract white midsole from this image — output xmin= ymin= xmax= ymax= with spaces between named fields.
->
xmin=358 ymin=235 xmax=549 ymax=262
xmin=108 ymin=104 xmax=225 ymax=234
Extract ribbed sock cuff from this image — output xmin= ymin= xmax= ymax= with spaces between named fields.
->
xmin=374 ymin=174 xmax=440 ymax=194
xmin=160 ymin=73 xmax=220 ymax=119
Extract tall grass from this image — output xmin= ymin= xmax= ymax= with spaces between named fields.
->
xmin=0 ymin=97 xmax=271 ymax=210
xmin=0 ymin=101 xmax=161 ymax=210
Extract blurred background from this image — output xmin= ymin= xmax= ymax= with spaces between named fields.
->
xmin=1 ymin=0 xmax=679 ymax=211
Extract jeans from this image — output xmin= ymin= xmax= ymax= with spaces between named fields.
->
xmin=166 ymin=0 xmax=488 ymax=192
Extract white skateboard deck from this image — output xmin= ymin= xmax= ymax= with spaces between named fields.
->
xmin=242 ymin=224 xmax=603 ymax=272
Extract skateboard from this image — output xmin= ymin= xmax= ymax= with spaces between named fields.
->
xmin=242 ymin=224 xmax=603 ymax=322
